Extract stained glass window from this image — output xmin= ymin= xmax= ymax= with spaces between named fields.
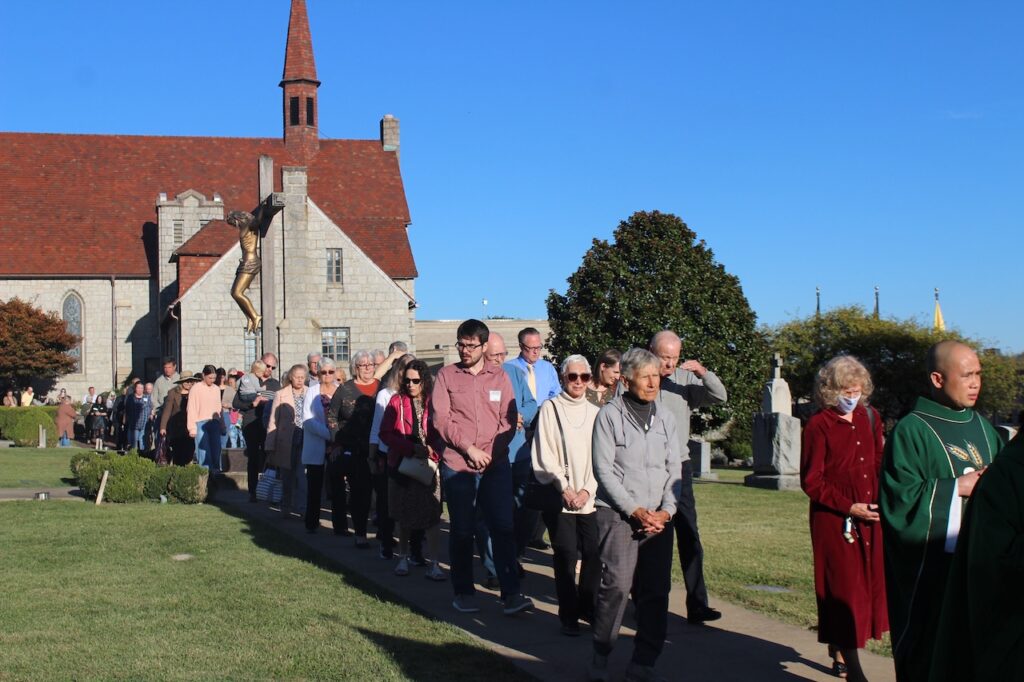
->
xmin=62 ymin=293 xmax=83 ymax=373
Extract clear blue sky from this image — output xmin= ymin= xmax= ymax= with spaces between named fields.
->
xmin=2 ymin=1 xmax=1021 ymax=351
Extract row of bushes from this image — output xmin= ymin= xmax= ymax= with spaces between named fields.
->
xmin=70 ymin=450 xmax=208 ymax=504
xmin=0 ymin=407 xmax=57 ymax=447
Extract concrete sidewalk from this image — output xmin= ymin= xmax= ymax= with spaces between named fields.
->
xmin=0 ymin=486 xmax=84 ymax=501
xmin=214 ymin=487 xmax=895 ymax=682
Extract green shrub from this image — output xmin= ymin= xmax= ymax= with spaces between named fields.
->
xmin=69 ymin=451 xmax=93 ymax=480
xmin=144 ymin=467 xmax=174 ymax=501
xmin=0 ymin=407 xmax=57 ymax=447
xmin=169 ymin=464 xmax=208 ymax=504
xmin=103 ymin=455 xmax=156 ymax=503
xmin=76 ymin=451 xmax=117 ymax=497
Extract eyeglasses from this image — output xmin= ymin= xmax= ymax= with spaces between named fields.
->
xmin=402 ymin=377 xmax=422 ymax=385
xmin=520 ymin=344 xmax=543 ymax=352
xmin=566 ymin=372 xmax=592 ymax=383
xmin=265 ymin=365 xmax=276 ymax=370
xmin=355 ymin=363 xmax=374 ymax=369
xmin=319 ymin=370 xmax=335 ymax=375
xmin=487 ymin=351 xmax=508 ymax=359
xmin=455 ymin=342 xmax=482 ymax=351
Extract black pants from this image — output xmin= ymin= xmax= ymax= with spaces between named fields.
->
xmin=243 ymin=420 xmax=266 ymax=499
xmin=674 ymin=460 xmax=709 ymax=614
xmin=543 ymin=509 xmax=600 ymax=626
xmin=305 ymin=463 xmax=343 ymax=532
xmin=336 ymin=452 xmax=372 ymax=537
xmin=372 ymin=471 xmax=395 ymax=550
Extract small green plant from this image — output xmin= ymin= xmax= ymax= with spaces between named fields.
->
xmin=76 ymin=451 xmax=118 ymax=497
xmin=0 ymin=407 xmax=57 ymax=446
xmin=144 ymin=467 xmax=174 ymax=501
xmin=69 ymin=451 xmax=93 ymax=480
xmin=103 ymin=454 xmax=156 ymax=503
xmin=168 ymin=464 xmax=208 ymax=504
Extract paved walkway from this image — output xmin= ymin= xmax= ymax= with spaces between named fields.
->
xmin=213 ymin=487 xmax=896 ymax=682
xmin=0 ymin=486 xmax=85 ymax=501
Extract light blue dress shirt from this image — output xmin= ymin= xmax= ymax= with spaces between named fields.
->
xmin=510 ymin=356 xmax=560 ymax=404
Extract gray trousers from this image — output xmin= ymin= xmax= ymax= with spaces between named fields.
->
xmin=592 ymin=506 xmax=675 ymax=667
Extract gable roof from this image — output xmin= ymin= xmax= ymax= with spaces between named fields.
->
xmin=172 ymin=219 xmax=235 ymax=260
xmin=0 ymin=133 xmax=415 ymax=279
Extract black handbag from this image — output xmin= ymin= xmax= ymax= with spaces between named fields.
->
xmin=523 ymin=404 xmax=570 ymax=513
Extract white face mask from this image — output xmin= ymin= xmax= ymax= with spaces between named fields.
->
xmin=836 ymin=394 xmax=861 ymax=414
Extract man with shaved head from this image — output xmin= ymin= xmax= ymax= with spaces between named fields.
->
xmin=649 ymin=329 xmax=727 ymax=625
xmin=880 ymin=340 xmax=1003 ymax=682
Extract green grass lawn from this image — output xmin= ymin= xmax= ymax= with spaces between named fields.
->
xmin=0 ymin=502 xmax=527 ymax=681
xmin=0 ymin=447 xmax=78 ymax=487
xmin=692 ymin=476 xmax=891 ymax=656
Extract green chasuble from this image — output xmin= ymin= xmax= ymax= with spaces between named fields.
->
xmin=880 ymin=396 xmax=1003 ymax=682
xmin=930 ymin=433 xmax=1024 ymax=682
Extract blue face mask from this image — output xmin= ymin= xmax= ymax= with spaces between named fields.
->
xmin=836 ymin=394 xmax=861 ymax=414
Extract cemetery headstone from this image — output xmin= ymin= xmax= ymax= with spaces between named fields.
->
xmin=745 ymin=354 xmax=802 ymax=491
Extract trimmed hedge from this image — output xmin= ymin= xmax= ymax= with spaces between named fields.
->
xmin=0 ymin=407 xmax=57 ymax=447
xmin=70 ymin=451 xmax=207 ymax=504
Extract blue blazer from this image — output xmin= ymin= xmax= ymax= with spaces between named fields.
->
xmin=503 ymin=361 xmax=539 ymax=463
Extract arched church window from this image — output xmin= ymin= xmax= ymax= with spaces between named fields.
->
xmin=62 ymin=292 xmax=83 ymax=373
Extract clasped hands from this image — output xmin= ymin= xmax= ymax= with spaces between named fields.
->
xmin=561 ymin=488 xmax=590 ymax=511
xmin=631 ymin=507 xmax=671 ymax=535
xmin=465 ymin=445 xmax=492 ymax=471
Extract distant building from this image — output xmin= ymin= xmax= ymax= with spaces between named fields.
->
xmin=0 ymin=0 xmax=417 ymax=398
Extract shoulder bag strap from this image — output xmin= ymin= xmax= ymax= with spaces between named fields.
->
xmin=550 ymin=403 xmax=571 ymax=486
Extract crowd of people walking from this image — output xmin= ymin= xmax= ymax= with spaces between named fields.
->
xmin=8 ymin=319 xmax=1020 ymax=682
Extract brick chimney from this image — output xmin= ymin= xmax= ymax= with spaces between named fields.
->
xmin=380 ymin=114 xmax=400 ymax=162
xmin=280 ymin=0 xmax=320 ymax=161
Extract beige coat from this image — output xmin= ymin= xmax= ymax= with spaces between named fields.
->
xmin=264 ymin=386 xmax=307 ymax=469
xmin=531 ymin=391 xmax=600 ymax=514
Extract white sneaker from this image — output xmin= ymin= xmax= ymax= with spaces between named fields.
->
xmin=394 ymin=557 xmax=410 ymax=576
xmin=425 ymin=564 xmax=446 ymax=581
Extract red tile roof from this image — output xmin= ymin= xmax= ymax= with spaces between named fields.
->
xmin=282 ymin=0 xmax=318 ymax=85
xmin=0 ymin=133 xmax=415 ymax=279
xmin=172 ymin=220 xmax=236 ymax=259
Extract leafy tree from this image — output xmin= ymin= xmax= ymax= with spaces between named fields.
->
xmin=546 ymin=210 xmax=769 ymax=437
xmin=767 ymin=306 xmax=1022 ymax=423
xmin=0 ymin=297 xmax=80 ymax=391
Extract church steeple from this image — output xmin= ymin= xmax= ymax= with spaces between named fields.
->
xmin=280 ymin=0 xmax=320 ymax=160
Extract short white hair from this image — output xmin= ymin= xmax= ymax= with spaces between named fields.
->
xmin=350 ymin=350 xmax=373 ymax=375
xmin=620 ymin=348 xmax=659 ymax=380
xmin=560 ymin=354 xmax=590 ymax=375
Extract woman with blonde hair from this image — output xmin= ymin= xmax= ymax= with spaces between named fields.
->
xmin=800 ymin=355 xmax=888 ymax=681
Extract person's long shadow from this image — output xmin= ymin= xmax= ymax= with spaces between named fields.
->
xmin=213 ymin=498 xmax=830 ymax=682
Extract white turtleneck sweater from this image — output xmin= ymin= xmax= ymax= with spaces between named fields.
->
xmin=531 ymin=391 xmax=599 ymax=514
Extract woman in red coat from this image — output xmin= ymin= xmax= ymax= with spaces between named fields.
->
xmin=800 ymin=355 xmax=888 ymax=682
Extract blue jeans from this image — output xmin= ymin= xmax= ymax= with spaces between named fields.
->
xmin=194 ymin=419 xmax=222 ymax=472
xmin=511 ymin=455 xmax=540 ymax=557
xmin=128 ymin=427 xmax=146 ymax=452
xmin=220 ymin=413 xmax=231 ymax=450
xmin=442 ymin=459 xmax=520 ymax=600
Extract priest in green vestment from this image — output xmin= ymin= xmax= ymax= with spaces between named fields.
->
xmin=880 ymin=341 xmax=1003 ymax=682
xmin=930 ymin=432 xmax=1024 ymax=682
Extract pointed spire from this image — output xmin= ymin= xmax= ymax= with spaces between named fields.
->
xmin=280 ymin=0 xmax=320 ymax=160
xmin=281 ymin=0 xmax=319 ymax=86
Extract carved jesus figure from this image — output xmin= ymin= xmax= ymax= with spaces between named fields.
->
xmin=227 ymin=210 xmax=262 ymax=333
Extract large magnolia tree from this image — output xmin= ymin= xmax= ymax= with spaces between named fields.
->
xmin=0 ymin=298 xmax=80 ymax=391
xmin=546 ymin=210 xmax=769 ymax=436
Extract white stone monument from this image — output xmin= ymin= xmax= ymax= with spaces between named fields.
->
xmin=744 ymin=354 xmax=802 ymax=491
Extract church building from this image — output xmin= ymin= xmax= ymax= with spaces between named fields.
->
xmin=0 ymin=0 xmax=417 ymax=398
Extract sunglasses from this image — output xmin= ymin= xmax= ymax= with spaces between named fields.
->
xmin=319 ymin=369 xmax=335 ymax=375
xmin=402 ymin=377 xmax=422 ymax=385
xmin=565 ymin=373 xmax=592 ymax=383
xmin=265 ymin=365 xmax=276 ymax=370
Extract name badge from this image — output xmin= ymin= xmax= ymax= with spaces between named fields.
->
xmin=489 ymin=390 xmax=502 ymax=402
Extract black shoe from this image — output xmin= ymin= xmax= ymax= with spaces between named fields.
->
xmin=334 ymin=528 xmax=352 ymax=537
xmin=484 ymin=575 xmax=500 ymax=590
xmin=408 ymin=555 xmax=429 ymax=567
xmin=379 ymin=547 xmax=394 ymax=560
xmin=526 ymin=539 xmax=550 ymax=551
xmin=305 ymin=527 xmax=318 ymax=534
xmin=560 ymin=621 xmax=581 ymax=637
xmin=687 ymin=606 xmax=722 ymax=624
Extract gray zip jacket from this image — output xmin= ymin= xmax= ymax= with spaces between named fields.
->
xmin=592 ymin=395 xmax=683 ymax=518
